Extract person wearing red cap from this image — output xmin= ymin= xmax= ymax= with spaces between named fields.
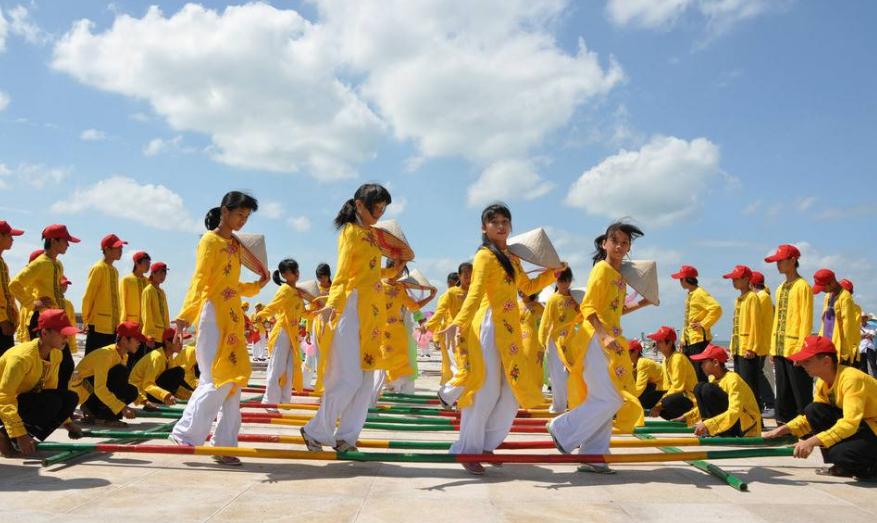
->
xmin=0 ymin=220 xmax=25 ymax=355
xmin=138 ymin=262 xmax=170 ymax=369
xmin=0 ymin=309 xmax=82 ymax=457
xmin=70 ymin=321 xmax=144 ymax=426
xmin=120 ymin=251 xmax=151 ymax=325
xmin=723 ymin=265 xmax=762 ymax=409
xmin=750 ymin=271 xmax=777 ymax=417
xmin=9 ymin=225 xmax=78 ymax=392
xmin=546 ymin=221 xmax=651 ymax=475
xmin=647 ymin=326 xmax=698 ymax=420
xmin=129 ymin=328 xmax=191 ymax=408
xmin=627 ymin=339 xmax=665 ymax=410
xmin=764 ymin=336 xmax=877 ymax=480
xmin=170 ymin=191 xmax=267 ymax=466
xmin=765 ymin=243 xmax=814 ymax=425
xmin=671 ymin=264 xmax=722 ymax=383
xmin=813 ymin=269 xmax=859 ymax=366
xmin=538 ymin=266 xmax=577 ymax=413
xmin=684 ymin=344 xmax=762 ymax=437
xmin=82 ymin=233 xmax=127 ymax=355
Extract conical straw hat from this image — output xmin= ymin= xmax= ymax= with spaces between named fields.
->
xmin=296 ymin=279 xmax=322 ymax=302
xmin=621 ymin=260 xmax=660 ymax=306
xmin=508 ymin=227 xmax=561 ymax=268
xmin=400 ymin=268 xmax=432 ymax=290
xmin=235 ymin=233 xmax=269 ymax=279
xmin=570 ymin=287 xmax=586 ymax=306
xmin=372 ymin=219 xmax=415 ymax=261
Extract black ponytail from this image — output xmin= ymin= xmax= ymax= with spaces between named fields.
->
xmin=480 ymin=203 xmax=515 ymax=280
xmin=592 ymin=221 xmax=644 ymax=265
xmin=205 ymin=191 xmax=259 ymax=230
xmin=273 ymin=258 xmax=299 ymax=286
xmin=333 ymin=183 xmax=392 ymax=230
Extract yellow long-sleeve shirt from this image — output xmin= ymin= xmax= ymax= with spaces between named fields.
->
xmin=81 ymin=260 xmax=121 ymax=334
xmin=425 ymin=286 xmax=467 ymax=384
xmin=658 ymin=351 xmax=697 ymax=406
xmin=324 ymin=223 xmax=396 ymax=370
xmin=449 ymin=247 xmax=556 ymax=409
xmin=178 ymin=232 xmax=262 ymax=389
xmin=818 ymin=289 xmax=859 ymax=363
xmin=730 ymin=291 xmax=761 ymax=357
xmin=119 ymin=273 xmax=148 ymax=323
xmin=63 ymin=298 xmax=78 ymax=354
xmin=0 ymin=256 xmax=19 ymax=328
xmin=682 ymin=287 xmax=722 ymax=345
xmin=254 ymin=283 xmax=312 ymax=392
xmin=171 ymin=344 xmax=198 ymax=391
xmin=771 ymin=277 xmax=813 ymax=358
xmin=755 ymin=289 xmax=774 ymax=358
xmin=129 ymin=348 xmax=174 ymax=404
xmin=519 ymin=299 xmax=545 ymax=393
xmin=685 ymin=371 xmax=762 ymax=436
xmin=634 ymin=356 xmax=665 ymax=397
xmin=141 ymin=283 xmax=169 ymax=342
xmin=787 ymin=365 xmax=877 ymax=447
xmin=70 ymin=345 xmax=128 ymax=414
xmin=0 ymin=339 xmax=61 ymax=438
xmin=380 ymin=282 xmax=422 ymax=382
xmin=9 ymin=253 xmax=65 ymax=333
xmin=538 ymin=292 xmax=580 ymax=370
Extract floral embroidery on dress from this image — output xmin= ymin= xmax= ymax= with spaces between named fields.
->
xmin=502 ymin=300 xmax=515 ymax=313
xmin=610 ymin=298 xmax=620 ymax=311
xmin=508 ymin=343 xmax=520 ymax=356
xmin=611 ymin=326 xmax=621 ymax=337
xmin=374 ymin=281 xmax=383 ymax=292
xmin=229 ymin=310 xmax=239 ymax=323
xmin=371 ymin=327 xmax=381 ymax=339
xmin=612 ymin=278 xmax=625 ymax=289
xmin=614 ymin=366 xmax=625 ymax=378
xmin=502 ymin=319 xmax=514 ymax=334
xmin=369 ymin=257 xmax=377 ymax=270
xmin=221 ymin=287 xmax=237 ymax=300
xmin=229 ymin=351 xmax=238 ymax=365
xmin=363 ymin=353 xmax=375 ymax=366
xmin=372 ymin=304 xmax=379 ymax=317
xmin=504 ymin=275 xmax=513 ymax=286
xmin=509 ymin=364 xmax=520 ymax=382
xmin=362 ymin=231 xmax=378 ymax=248
xmin=226 ymin=333 xmax=239 ymax=346
xmin=559 ymin=329 xmax=568 ymax=338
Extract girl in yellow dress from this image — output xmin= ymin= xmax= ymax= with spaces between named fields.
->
xmin=169 ymin=191 xmax=268 ymax=465
xmin=304 ymin=263 xmax=332 ymax=391
xmin=301 ymin=184 xmax=401 ymax=453
xmin=539 ymin=267 xmax=578 ymax=413
xmin=443 ymin=203 xmax=563 ymax=475
xmin=547 ymin=222 xmax=651 ymax=473
xmin=518 ymin=291 xmax=545 ymax=401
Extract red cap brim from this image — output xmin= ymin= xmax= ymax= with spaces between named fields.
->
xmin=670 ymin=272 xmax=685 ymax=279
xmin=722 ymin=272 xmax=734 ymax=279
xmin=68 ymin=235 xmax=81 ymax=243
xmin=788 ymin=350 xmax=817 ymax=362
xmin=10 ymin=228 xmax=24 ymax=236
xmin=812 ymin=284 xmax=826 ymax=294
xmin=59 ymin=326 xmax=79 ymax=336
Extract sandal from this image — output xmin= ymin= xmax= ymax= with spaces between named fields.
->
xmin=461 ymin=462 xmax=485 ymax=476
xmin=546 ymin=419 xmax=570 ymax=454
xmin=577 ymin=463 xmax=616 ymax=474
xmin=300 ymin=427 xmax=323 ymax=452
xmin=212 ymin=455 xmax=242 ymax=466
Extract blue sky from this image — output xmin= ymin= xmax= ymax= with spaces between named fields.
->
xmin=0 ymin=1 xmax=875 ymax=340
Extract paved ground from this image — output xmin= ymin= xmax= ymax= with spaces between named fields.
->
xmin=2 ymin=354 xmax=876 ymax=522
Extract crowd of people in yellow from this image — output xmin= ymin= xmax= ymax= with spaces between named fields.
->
xmin=0 ymin=184 xmax=875 ymax=481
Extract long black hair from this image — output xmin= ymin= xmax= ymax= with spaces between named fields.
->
xmin=592 ymin=221 xmax=644 ymax=265
xmin=481 ymin=203 xmax=515 ymax=279
xmin=272 ymin=258 xmax=299 ymax=286
xmin=334 ymin=184 xmax=392 ymax=230
xmin=205 ymin=191 xmax=259 ymax=230
xmin=316 ymin=263 xmax=332 ymax=285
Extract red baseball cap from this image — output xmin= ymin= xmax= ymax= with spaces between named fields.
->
xmin=789 ymin=335 xmax=837 ymax=362
xmin=839 ymin=279 xmax=854 ymax=294
xmin=28 ymin=249 xmax=44 ymax=263
xmin=750 ymin=271 xmax=765 ymax=286
xmin=671 ymin=265 xmax=698 ymax=280
xmin=723 ymin=265 xmax=753 ymax=280
xmin=116 ymin=321 xmax=147 ymax=342
xmin=101 ymin=234 xmax=127 ymax=250
xmin=161 ymin=327 xmax=192 ymax=344
xmin=812 ymin=268 xmax=836 ymax=294
xmin=60 ymin=276 xmax=72 ymax=286
xmin=764 ymin=244 xmax=800 ymax=263
xmin=132 ymin=251 xmax=150 ymax=263
xmin=150 ymin=262 xmax=168 ymax=273
xmin=37 ymin=309 xmax=79 ymax=336
xmin=647 ymin=326 xmax=677 ymax=343
xmin=42 ymin=224 xmax=80 ymax=243
xmin=691 ymin=344 xmax=729 ymax=363
xmin=0 ymin=220 xmax=24 ymax=236
xmin=628 ymin=339 xmax=643 ymax=352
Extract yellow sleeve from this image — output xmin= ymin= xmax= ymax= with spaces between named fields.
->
xmin=0 ymin=264 xmax=9 ymax=324
xmin=662 ymin=355 xmax=687 ymax=397
xmin=141 ymin=359 xmax=172 ymax=404
xmin=239 ymin=281 xmax=262 ymax=298
xmin=741 ymin=295 xmax=759 ymax=353
xmin=700 ymin=292 xmax=723 ymax=330
xmin=634 ymin=359 xmax=649 ymax=397
xmin=92 ymin=351 xmax=127 ymax=414
xmin=683 ymin=406 xmax=701 ymax=426
xmin=815 ymin=375 xmax=867 ymax=447
xmin=514 ymin=258 xmax=557 ymax=297
xmin=326 ymin=226 xmax=353 ymax=312
xmin=580 ymin=263 xmax=610 ymax=325
xmin=787 ymin=380 xmax=828 ymax=436
xmin=9 ymin=263 xmax=37 ymax=307
xmin=840 ymin=295 xmax=859 ymax=360
xmin=140 ymin=287 xmax=154 ymax=337
xmin=818 ymin=294 xmax=828 ymax=337
xmin=119 ymin=277 xmax=131 ymax=322
xmin=178 ymin=236 xmax=214 ymax=324
xmin=81 ymin=264 xmax=103 ymax=327
xmin=424 ymin=292 xmax=449 ymax=333
xmin=0 ymin=355 xmax=30 ymax=438
xmin=538 ymin=297 xmax=557 ymax=349
xmin=703 ymin=376 xmax=745 ymax=435
xmin=452 ymin=250 xmax=489 ymax=330
xmin=64 ymin=300 xmax=78 ymax=353
xmin=255 ymin=287 xmax=289 ymax=322
xmin=400 ymin=290 xmax=422 ymax=312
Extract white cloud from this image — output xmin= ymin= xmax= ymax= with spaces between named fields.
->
xmin=565 ymin=135 xmax=724 ymax=226
xmin=0 ymin=90 xmax=8 ymax=111
xmin=130 ymin=112 xmax=151 ymax=122
xmin=0 ymin=8 xmax=8 ymax=53
xmin=606 ymin=0 xmax=691 ymax=29
xmin=467 ymin=159 xmax=554 ymax=207
xmin=50 ymin=176 xmax=200 ymax=233
xmin=80 ymin=128 xmax=106 ymax=141
xmin=741 ymin=199 xmax=761 ymax=216
xmin=6 ymin=5 xmax=51 ymax=45
xmin=261 ymin=201 xmax=285 ymax=220
xmin=287 ymin=215 xmax=311 ymax=232
xmin=16 ymin=163 xmax=71 ymax=189
xmin=142 ymin=135 xmax=195 ymax=156
xmin=795 ymin=196 xmax=816 ymax=212
xmin=384 ymin=196 xmax=407 ymax=218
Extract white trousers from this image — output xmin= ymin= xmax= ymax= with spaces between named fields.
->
xmin=449 ymin=311 xmax=519 ymax=454
xmin=546 ymin=339 xmax=569 ymax=413
xmin=303 ymin=291 xmax=374 ymax=446
xmin=263 ymin=328 xmax=294 ymax=405
xmin=439 ymin=335 xmax=465 ymax=405
xmin=302 ymin=333 xmax=319 ymax=388
xmin=550 ymin=337 xmax=622 ymax=455
xmin=389 ymin=376 xmax=415 ymax=394
xmin=372 ymin=370 xmax=387 ymax=406
xmin=252 ymin=337 xmax=268 ymax=360
xmin=171 ymin=302 xmax=242 ymax=447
